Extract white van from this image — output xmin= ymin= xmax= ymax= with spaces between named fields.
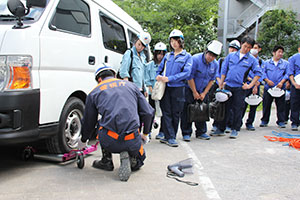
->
xmin=0 ymin=0 xmax=149 ymax=153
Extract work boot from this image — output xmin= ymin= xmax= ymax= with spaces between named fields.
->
xmin=119 ymin=151 xmax=131 ymax=181
xmin=93 ymin=148 xmax=114 ymax=171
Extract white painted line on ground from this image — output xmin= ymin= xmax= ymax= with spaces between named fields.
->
xmin=180 ymin=141 xmax=222 ymax=200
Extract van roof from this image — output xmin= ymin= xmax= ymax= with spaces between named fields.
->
xmin=93 ymin=0 xmax=143 ymax=33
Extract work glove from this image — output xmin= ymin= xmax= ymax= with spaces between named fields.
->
xmin=141 ymin=134 xmax=150 ymax=145
xmin=77 ymin=137 xmax=88 ymax=150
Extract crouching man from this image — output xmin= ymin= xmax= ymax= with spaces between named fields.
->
xmin=78 ymin=64 xmax=154 ymax=181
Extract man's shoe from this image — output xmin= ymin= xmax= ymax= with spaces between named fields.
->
xmin=155 ymin=132 xmax=164 ymax=140
xmin=246 ymin=124 xmax=255 ymax=131
xmin=167 ymin=139 xmax=179 ymax=147
xmin=196 ymin=133 xmax=211 ymax=140
xmin=278 ymin=122 xmax=286 ymax=128
xmin=210 ymin=128 xmax=225 ymax=136
xmin=160 ymin=138 xmax=168 ymax=144
xmin=229 ymin=130 xmax=238 ymax=139
xmin=225 ymin=127 xmax=231 ymax=133
xmin=182 ymin=135 xmax=191 ymax=142
xmin=260 ymin=121 xmax=268 ymax=127
xmin=92 ymin=158 xmax=114 ymax=171
xmin=291 ymin=125 xmax=298 ymax=131
xmin=211 ymin=126 xmax=217 ymax=132
xmin=119 ymin=151 xmax=131 ymax=182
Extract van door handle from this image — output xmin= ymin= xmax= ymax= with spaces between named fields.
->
xmin=88 ymin=56 xmax=95 ymax=65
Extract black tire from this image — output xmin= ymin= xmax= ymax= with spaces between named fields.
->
xmin=46 ymin=97 xmax=85 ymax=153
xmin=77 ymin=154 xmax=84 ymax=169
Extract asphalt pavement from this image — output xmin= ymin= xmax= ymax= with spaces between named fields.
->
xmin=0 ymin=108 xmax=300 ymax=200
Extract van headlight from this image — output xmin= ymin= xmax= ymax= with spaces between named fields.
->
xmin=0 ymin=55 xmax=32 ymax=91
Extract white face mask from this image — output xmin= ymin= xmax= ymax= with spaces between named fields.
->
xmin=250 ymin=49 xmax=258 ymax=56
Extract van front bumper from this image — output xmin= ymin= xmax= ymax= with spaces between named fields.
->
xmin=0 ymin=89 xmax=40 ymax=144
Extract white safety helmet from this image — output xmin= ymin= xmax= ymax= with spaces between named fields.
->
xmin=95 ymin=63 xmax=116 ymax=81
xmin=169 ymin=29 xmax=184 ymax=40
xmin=207 ymin=40 xmax=223 ymax=56
xmin=154 ymin=42 xmax=167 ymax=51
xmin=138 ymin=31 xmax=151 ymax=46
xmin=267 ymin=87 xmax=285 ymax=98
xmin=245 ymin=94 xmax=263 ymax=106
xmin=285 ymin=90 xmax=291 ymax=101
xmin=229 ymin=40 xmax=241 ymax=50
xmin=215 ymin=89 xmax=232 ymax=102
xmin=294 ymin=74 xmax=300 ymax=85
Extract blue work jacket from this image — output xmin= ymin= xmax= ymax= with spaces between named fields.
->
xmin=263 ymin=58 xmax=289 ymax=90
xmin=247 ymin=56 xmax=264 ymax=83
xmin=80 ymin=77 xmax=154 ymax=142
xmin=221 ymin=51 xmax=262 ymax=87
xmin=119 ymin=46 xmax=147 ymax=90
xmin=145 ymin=61 xmax=159 ymax=94
xmin=189 ymin=53 xmax=218 ymax=93
xmin=156 ymin=50 xmax=192 ymax=87
xmin=288 ymin=53 xmax=300 ymax=77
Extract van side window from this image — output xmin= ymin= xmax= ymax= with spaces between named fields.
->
xmin=100 ymin=12 xmax=127 ymax=54
xmin=50 ymin=0 xmax=91 ymax=36
xmin=128 ymin=30 xmax=138 ymax=48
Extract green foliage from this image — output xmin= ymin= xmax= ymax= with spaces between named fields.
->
xmin=257 ymin=9 xmax=300 ymax=59
xmin=113 ymin=0 xmax=219 ymax=55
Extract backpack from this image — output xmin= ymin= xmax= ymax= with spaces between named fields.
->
xmin=117 ymin=49 xmax=133 ymax=82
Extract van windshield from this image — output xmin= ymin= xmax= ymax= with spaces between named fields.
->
xmin=0 ymin=0 xmax=49 ymax=22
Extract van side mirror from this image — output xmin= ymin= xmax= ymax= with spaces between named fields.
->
xmin=26 ymin=0 xmax=46 ymax=8
xmin=7 ymin=0 xmax=26 ymax=18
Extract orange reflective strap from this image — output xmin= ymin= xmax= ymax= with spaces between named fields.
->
xmin=107 ymin=130 xmax=119 ymax=140
xmin=124 ymin=133 xmax=135 ymax=141
xmin=139 ymin=144 xmax=144 ymax=156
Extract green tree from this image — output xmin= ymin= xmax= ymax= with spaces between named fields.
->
xmin=113 ymin=0 xmax=219 ymax=55
xmin=257 ymin=9 xmax=300 ymax=59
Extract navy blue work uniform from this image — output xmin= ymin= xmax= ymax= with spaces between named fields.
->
xmin=241 ymin=57 xmax=264 ymax=127
xmin=80 ymin=77 xmax=154 ymax=168
xmin=156 ymin=50 xmax=192 ymax=140
xmin=288 ymin=53 xmax=300 ymax=127
xmin=261 ymin=58 xmax=289 ymax=125
xmin=219 ymin=51 xmax=262 ymax=132
xmin=181 ymin=53 xmax=218 ymax=137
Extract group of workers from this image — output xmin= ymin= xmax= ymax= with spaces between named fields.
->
xmin=77 ymin=29 xmax=300 ymax=181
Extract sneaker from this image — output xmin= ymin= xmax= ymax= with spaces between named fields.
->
xmin=246 ymin=124 xmax=255 ymax=131
xmin=167 ymin=139 xmax=179 ymax=147
xmin=119 ymin=151 xmax=131 ymax=182
xmin=291 ymin=125 xmax=298 ymax=131
xmin=92 ymin=158 xmax=114 ymax=171
xmin=259 ymin=121 xmax=268 ymax=127
xmin=229 ymin=130 xmax=238 ymax=139
xmin=225 ymin=127 xmax=231 ymax=133
xmin=196 ymin=133 xmax=210 ymax=140
xmin=182 ymin=135 xmax=191 ymax=142
xmin=159 ymin=138 xmax=168 ymax=144
xmin=210 ymin=128 xmax=226 ymax=136
xmin=278 ymin=122 xmax=286 ymax=128
xmin=211 ymin=126 xmax=217 ymax=132
xmin=155 ymin=132 xmax=164 ymax=140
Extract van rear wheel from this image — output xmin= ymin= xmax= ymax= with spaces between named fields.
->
xmin=46 ymin=97 xmax=85 ymax=154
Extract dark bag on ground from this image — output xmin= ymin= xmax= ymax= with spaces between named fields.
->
xmin=187 ymin=101 xmax=210 ymax=123
xmin=209 ymin=100 xmax=225 ymax=121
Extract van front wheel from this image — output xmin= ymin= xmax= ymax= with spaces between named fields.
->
xmin=46 ymin=97 xmax=85 ymax=154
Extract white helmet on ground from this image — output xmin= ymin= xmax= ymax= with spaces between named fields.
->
xmin=267 ymin=87 xmax=285 ymax=97
xmin=169 ymin=29 xmax=184 ymax=40
xmin=95 ymin=63 xmax=116 ymax=81
xmin=245 ymin=94 xmax=263 ymax=106
xmin=215 ymin=89 xmax=232 ymax=102
xmin=229 ymin=40 xmax=241 ymax=50
xmin=138 ymin=31 xmax=151 ymax=46
xmin=207 ymin=40 xmax=223 ymax=56
xmin=154 ymin=42 xmax=167 ymax=51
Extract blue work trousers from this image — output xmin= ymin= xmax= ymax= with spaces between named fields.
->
xmin=261 ymin=89 xmax=285 ymax=125
xmin=180 ymin=87 xmax=208 ymax=137
xmin=290 ymin=86 xmax=300 ymax=126
xmin=160 ymin=86 xmax=185 ymax=140
xmin=217 ymin=86 xmax=246 ymax=131
xmin=241 ymin=87 xmax=260 ymax=127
